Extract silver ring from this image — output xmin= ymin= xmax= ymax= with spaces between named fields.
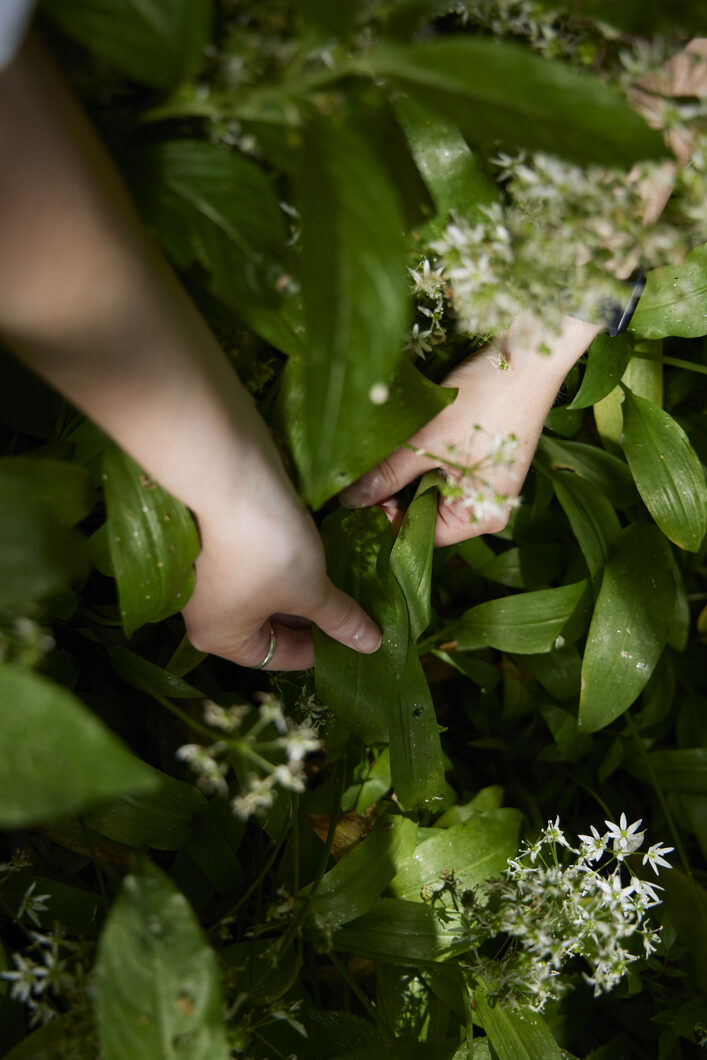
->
xmin=256 ymin=625 xmax=276 ymax=669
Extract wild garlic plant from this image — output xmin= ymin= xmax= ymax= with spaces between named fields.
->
xmin=423 ymin=816 xmax=673 ymax=1013
xmin=176 ymin=693 xmax=322 ymax=820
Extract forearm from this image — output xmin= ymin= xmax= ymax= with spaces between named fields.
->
xmin=0 ymin=37 xmax=293 ymax=533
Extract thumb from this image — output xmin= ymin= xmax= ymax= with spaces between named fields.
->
xmin=339 ymin=447 xmax=436 ymax=509
xmin=310 ymin=581 xmax=381 ymax=655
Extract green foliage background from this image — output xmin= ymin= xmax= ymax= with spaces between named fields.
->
xmin=1 ymin=1 xmax=707 ymax=1057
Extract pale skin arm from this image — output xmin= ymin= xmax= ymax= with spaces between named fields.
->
xmin=0 ymin=37 xmax=381 ymax=670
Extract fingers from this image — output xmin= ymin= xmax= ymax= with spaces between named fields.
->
xmin=340 ymin=446 xmax=436 ymax=510
xmin=309 ymin=581 xmax=381 ymax=655
xmin=188 ymin=618 xmax=316 ymax=672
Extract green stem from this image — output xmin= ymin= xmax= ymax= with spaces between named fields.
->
xmin=633 ymin=351 xmax=707 ymax=377
xmin=209 ymin=821 xmax=290 ymax=935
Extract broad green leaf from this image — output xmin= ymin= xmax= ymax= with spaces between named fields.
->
xmin=389 ymin=809 xmax=521 ymax=901
xmin=0 ymin=458 xmax=93 ymax=526
xmin=621 ymin=388 xmax=707 ymax=552
xmin=591 ymin=352 xmax=663 ymax=451
xmin=94 ymin=863 xmax=229 ymax=1060
xmin=289 ymin=118 xmax=409 ymax=507
xmin=550 ymin=471 xmax=620 ymax=584
xmin=525 ymin=646 xmax=582 ymax=701
xmin=85 ymin=765 xmax=206 ymax=850
xmin=579 ymin=525 xmax=676 ymax=733
xmin=284 ymin=356 xmax=455 ymax=507
xmin=0 ymin=663 xmax=156 ymax=828
xmin=365 ymin=39 xmax=666 ymax=166
xmin=394 ymin=96 xmax=498 ymax=220
xmin=103 ymin=444 xmax=199 ymax=637
xmin=568 ymin=332 xmax=632 ymax=409
xmin=391 ymin=478 xmax=438 ymax=642
xmin=130 ymin=140 xmax=301 ymax=355
xmin=537 ymin=436 xmax=636 ymax=508
xmin=631 ymin=243 xmax=707 ymax=339
xmin=107 ymin=645 xmax=205 ymax=700
xmin=0 ymin=475 xmax=87 ymax=610
xmin=430 ymin=651 xmax=501 ymax=690
xmin=332 ymin=898 xmax=471 ymax=963
xmin=390 ymin=645 xmax=446 ymax=810
xmin=42 ymin=0 xmax=212 ymax=90
xmin=436 ymin=787 xmax=505 ymax=828
xmin=315 ymin=508 xmax=404 ymax=743
xmin=477 ymin=543 xmax=564 ymax=589
xmin=625 ymin=749 xmax=707 ymax=794
xmin=548 ymin=0 xmax=705 ymax=35
xmin=474 ymin=988 xmax=563 ymax=1060
xmin=304 ymin=815 xmax=416 ymax=928
xmin=315 ymin=508 xmax=445 ymax=807
xmin=455 ymin=581 xmax=589 ymax=653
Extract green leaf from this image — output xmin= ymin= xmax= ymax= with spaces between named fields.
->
xmin=304 ymin=815 xmax=416 ymax=928
xmin=567 ymin=332 xmax=632 ymax=409
xmin=103 ymin=443 xmax=200 ymax=637
xmin=455 ymin=582 xmax=589 ymax=654
xmin=476 ymin=543 xmax=565 ymax=589
xmin=394 ymin=96 xmax=498 ymax=220
xmin=0 ymin=475 xmax=87 ymax=611
xmin=625 ymin=749 xmax=707 ymax=794
xmin=284 ymin=356 xmax=455 ymax=507
xmin=549 ymin=471 xmax=620 ymax=584
xmin=0 ymin=663 xmax=156 ymax=828
xmin=631 ymin=243 xmax=707 ymax=339
xmin=85 ymin=765 xmax=206 ymax=850
xmin=537 ymin=436 xmax=636 ymax=508
xmin=474 ymin=988 xmax=563 ymax=1060
xmin=130 ymin=140 xmax=301 ymax=355
xmin=315 ymin=508 xmax=445 ymax=807
xmin=0 ymin=458 xmax=94 ymax=526
xmin=390 ymin=645 xmax=446 ymax=810
xmin=314 ymin=508 xmax=404 ymax=744
xmin=289 ymin=118 xmax=409 ymax=506
xmin=390 ymin=478 xmax=438 ymax=642
xmin=332 ymin=898 xmax=471 ymax=963
xmin=579 ymin=525 xmax=676 ymax=733
xmin=107 ymin=645 xmax=205 ymax=700
xmin=42 ymin=0 xmax=212 ymax=90
xmin=366 ymin=39 xmax=667 ymax=166
xmin=94 ymin=862 xmax=229 ymax=1060
xmin=621 ymin=388 xmax=707 ymax=552
xmin=389 ymin=809 xmax=521 ymax=901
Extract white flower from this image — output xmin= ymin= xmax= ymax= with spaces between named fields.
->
xmin=544 ymin=817 xmax=572 ymax=850
xmin=16 ymin=883 xmax=51 ymax=927
xmin=604 ymin=814 xmax=645 ymax=858
xmin=578 ymin=825 xmax=608 ymax=863
xmin=641 ymin=842 xmax=674 ymax=876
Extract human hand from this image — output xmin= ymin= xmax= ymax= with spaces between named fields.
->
xmin=340 ymin=315 xmax=599 ymax=546
xmin=182 ymin=486 xmax=382 ymax=671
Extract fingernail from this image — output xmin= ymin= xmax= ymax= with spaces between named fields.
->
xmin=352 ymin=625 xmax=382 ymax=654
xmin=340 ymin=474 xmax=379 ymax=509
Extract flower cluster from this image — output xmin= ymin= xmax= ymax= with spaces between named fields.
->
xmin=0 ymin=926 xmax=90 ymax=1027
xmin=423 ymin=815 xmax=672 ymax=1012
xmin=176 ymin=694 xmax=322 ymax=820
xmin=428 ymin=147 xmax=696 ymax=340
